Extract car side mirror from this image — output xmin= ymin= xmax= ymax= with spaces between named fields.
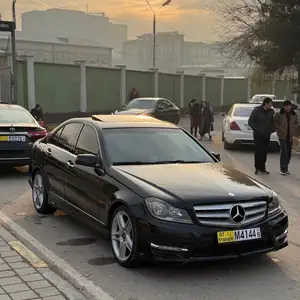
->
xmin=220 ymin=112 xmax=226 ymax=117
xmin=75 ymin=154 xmax=97 ymax=167
xmin=211 ymin=152 xmax=221 ymax=161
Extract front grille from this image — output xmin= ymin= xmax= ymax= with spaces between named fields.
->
xmin=193 ymin=200 xmax=267 ymax=228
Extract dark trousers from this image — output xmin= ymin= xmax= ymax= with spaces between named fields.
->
xmin=254 ymin=134 xmax=270 ymax=171
xmin=279 ymin=138 xmax=292 ymax=171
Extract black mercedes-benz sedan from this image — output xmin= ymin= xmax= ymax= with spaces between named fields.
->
xmin=0 ymin=103 xmax=47 ymax=167
xmin=28 ymin=115 xmax=288 ymax=268
xmin=114 ymin=97 xmax=180 ymax=124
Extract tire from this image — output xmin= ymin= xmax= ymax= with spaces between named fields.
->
xmin=224 ymin=139 xmax=233 ymax=150
xmin=32 ymin=171 xmax=56 ymax=214
xmin=110 ymin=206 xmax=140 ymax=268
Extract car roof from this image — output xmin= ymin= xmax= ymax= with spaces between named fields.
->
xmin=233 ymin=103 xmax=259 ymax=107
xmin=130 ymin=97 xmax=163 ymax=101
xmin=0 ymin=103 xmax=26 ymax=110
xmin=66 ymin=115 xmax=178 ymax=129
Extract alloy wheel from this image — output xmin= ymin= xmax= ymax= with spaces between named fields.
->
xmin=33 ymin=174 xmax=44 ymax=210
xmin=111 ymin=211 xmax=134 ymax=262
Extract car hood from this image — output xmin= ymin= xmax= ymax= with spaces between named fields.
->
xmin=113 ymin=163 xmax=271 ymax=205
xmin=115 ymin=108 xmax=153 ymax=115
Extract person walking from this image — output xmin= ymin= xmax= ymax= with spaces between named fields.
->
xmin=248 ymin=97 xmax=274 ymax=174
xmin=128 ymin=88 xmax=140 ymax=101
xmin=30 ymin=104 xmax=43 ymax=122
xmin=274 ymin=100 xmax=299 ymax=175
xmin=199 ymin=101 xmax=213 ymax=140
xmin=188 ymin=99 xmax=200 ymax=137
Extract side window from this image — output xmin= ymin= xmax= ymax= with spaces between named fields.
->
xmin=58 ymin=123 xmax=82 ymax=153
xmin=163 ymin=99 xmax=174 ymax=108
xmin=50 ymin=127 xmax=64 ymax=146
xmin=75 ymin=125 xmax=99 ymax=156
xmin=157 ymin=100 xmax=167 ymax=109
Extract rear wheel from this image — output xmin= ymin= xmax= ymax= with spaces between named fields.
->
xmin=32 ymin=171 xmax=56 ymax=214
xmin=110 ymin=206 xmax=140 ymax=268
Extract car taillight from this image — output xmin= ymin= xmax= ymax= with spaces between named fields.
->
xmin=28 ymin=129 xmax=48 ymax=139
xmin=230 ymin=121 xmax=240 ymax=131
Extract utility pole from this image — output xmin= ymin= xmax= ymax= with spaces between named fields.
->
xmin=12 ymin=0 xmax=17 ymax=104
xmin=146 ymin=0 xmax=172 ymax=70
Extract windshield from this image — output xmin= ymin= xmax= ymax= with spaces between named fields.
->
xmin=0 ymin=109 xmax=35 ymax=124
xmin=233 ymin=107 xmax=254 ymax=117
xmin=102 ymin=128 xmax=214 ymax=165
xmin=126 ymin=99 xmax=156 ymax=109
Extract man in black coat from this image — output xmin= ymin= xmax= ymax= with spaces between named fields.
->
xmin=248 ymin=97 xmax=275 ymax=174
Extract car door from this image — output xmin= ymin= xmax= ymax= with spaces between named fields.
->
xmin=65 ymin=124 xmax=108 ymax=224
xmin=53 ymin=122 xmax=83 ymax=206
xmin=163 ymin=99 xmax=179 ymax=123
xmin=42 ymin=126 xmax=66 ymax=201
xmin=154 ymin=100 xmax=168 ymax=121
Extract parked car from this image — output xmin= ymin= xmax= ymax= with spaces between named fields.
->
xmin=221 ymin=103 xmax=280 ymax=150
xmin=28 ymin=114 xmax=288 ymax=268
xmin=114 ymin=97 xmax=180 ymax=124
xmin=249 ymin=94 xmax=276 ymax=103
xmin=0 ymin=103 xmax=47 ymax=167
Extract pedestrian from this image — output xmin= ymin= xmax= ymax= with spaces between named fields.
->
xmin=128 ymin=88 xmax=140 ymax=101
xmin=188 ymin=99 xmax=200 ymax=137
xmin=274 ymin=100 xmax=299 ymax=175
xmin=199 ymin=101 xmax=213 ymax=140
xmin=30 ymin=104 xmax=43 ymax=122
xmin=248 ymin=97 xmax=275 ymax=175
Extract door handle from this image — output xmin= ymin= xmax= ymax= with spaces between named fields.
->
xmin=46 ymin=148 xmax=52 ymax=156
xmin=67 ymin=161 xmax=74 ymax=168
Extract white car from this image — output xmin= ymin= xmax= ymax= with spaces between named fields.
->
xmin=221 ymin=103 xmax=279 ymax=150
xmin=249 ymin=94 xmax=276 ymax=103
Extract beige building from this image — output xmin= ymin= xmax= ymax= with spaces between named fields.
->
xmin=0 ymin=32 xmax=112 ymax=67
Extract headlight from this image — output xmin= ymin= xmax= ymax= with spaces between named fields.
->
xmin=145 ymin=197 xmax=193 ymax=224
xmin=268 ymin=192 xmax=283 ymax=215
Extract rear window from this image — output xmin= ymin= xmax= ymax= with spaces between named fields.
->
xmin=233 ymin=107 xmax=254 ymax=117
xmin=0 ymin=108 xmax=35 ymax=124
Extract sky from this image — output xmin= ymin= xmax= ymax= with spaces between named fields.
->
xmin=1 ymin=0 xmax=218 ymax=42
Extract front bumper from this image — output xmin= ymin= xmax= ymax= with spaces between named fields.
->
xmin=137 ymin=211 xmax=288 ymax=262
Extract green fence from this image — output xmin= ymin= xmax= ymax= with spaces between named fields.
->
xmin=86 ymin=67 xmax=121 ymax=112
xmin=34 ymin=63 xmax=81 ymax=113
xmin=18 ymin=61 xmax=297 ymax=114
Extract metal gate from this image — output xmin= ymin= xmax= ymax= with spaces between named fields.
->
xmin=0 ymin=67 xmax=12 ymax=103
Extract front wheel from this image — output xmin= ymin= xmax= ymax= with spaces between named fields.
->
xmin=32 ymin=171 xmax=56 ymax=214
xmin=111 ymin=206 xmax=140 ymax=268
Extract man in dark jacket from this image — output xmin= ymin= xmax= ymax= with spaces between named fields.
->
xmin=248 ymin=97 xmax=275 ymax=174
xmin=274 ymin=100 xmax=299 ymax=175
xmin=30 ymin=104 xmax=43 ymax=121
xmin=128 ymin=88 xmax=140 ymax=101
xmin=188 ymin=99 xmax=200 ymax=137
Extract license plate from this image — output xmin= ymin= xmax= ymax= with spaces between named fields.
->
xmin=0 ymin=136 xmax=26 ymax=142
xmin=217 ymin=227 xmax=261 ymax=244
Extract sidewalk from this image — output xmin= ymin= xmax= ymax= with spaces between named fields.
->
xmin=0 ymin=226 xmax=87 ymax=300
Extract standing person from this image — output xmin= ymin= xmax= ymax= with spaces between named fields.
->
xmin=30 ymin=104 xmax=43 ymax=122
xmin=248 ymin=97 xmax=274 ymax=174
xmin=188 ymin=99 xmax=200 ymax=137
xmin=199 ymin=101 xmax=213 ymax=140
xmin=128 ymin=88 xmax=140 ymax=101
xmin=274 ymin=100 xmax=299 ymax=175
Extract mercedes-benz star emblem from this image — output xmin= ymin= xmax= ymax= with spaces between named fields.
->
xmin=230 ymin=205 xmax=246 ymax=223
xmin=9 ymin=127 xmax=15 ymax=132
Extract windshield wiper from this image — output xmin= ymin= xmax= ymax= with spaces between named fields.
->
xmin=113 ymin=160 xmax=203 ymax=166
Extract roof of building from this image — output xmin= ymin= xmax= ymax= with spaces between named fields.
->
xmin=0 ymin=32 xmax=112 ymax=49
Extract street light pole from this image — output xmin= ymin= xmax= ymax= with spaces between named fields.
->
xmin=146 ymin=0 xmax=172 ymax=70
xmin=11 ymin=0 xmax=17 ymax=104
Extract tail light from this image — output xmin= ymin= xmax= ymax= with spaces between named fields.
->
xmin=230 ymin=121 xmax=240 ymax=131
xmin=27 ymin=128 xmax=48 ymax=139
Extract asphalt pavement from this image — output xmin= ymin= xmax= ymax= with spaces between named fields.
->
xmin=0 ymin=116 xmax=300 ymax=300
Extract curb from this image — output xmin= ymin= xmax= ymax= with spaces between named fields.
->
xmin=0 ymin=209 xmax=114 ymax=300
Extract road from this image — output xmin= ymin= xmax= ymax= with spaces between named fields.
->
xmin=1 ymin=116 xmax=300 ymax=300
